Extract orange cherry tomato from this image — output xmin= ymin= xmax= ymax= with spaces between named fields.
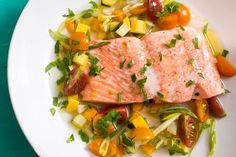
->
xmin=129 ymin=2 xmax=147 ymax=15
xmin=194 ymin=99 xmax=209 ymax=122
xmin=175 ymin=4 xmax=191 ymax=26
xmin=156 ymin=13 xmax=178 ymax=30
xmin=90 ymin=18 xmax=101 ymax=32
xmin=88 ymin=138 xmax=103 ymax=156
xmin=65 ymin=20 xmax=75 ymax=34
xmin=130 ymin=128 xmax=154 ymax=141
xmin=112 ymin=9 xmax=125 ymax=22
xmin=68 ymin=32 xmax=89 ymax=51
xmin=217 ymin=55 xmax=236 ymax=77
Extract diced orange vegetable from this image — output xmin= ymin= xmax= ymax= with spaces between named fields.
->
xmin=65 ymin=20 xmax=75 ymax=34
xmin=140 ymin=143 xmax=155 ymax=156
xmin=107 ymin=124 xmax=116 ymax=134
xmin=82 ymin=108 xmax=98 ymax=121
xmin=112 ymin=9 xmax=125 ymax=22
xmin=129 ymin=113 xmax=149 ymax=128
xmin=106 ymin=140 xmax=118 ymax=157
xmin=216 ymin=55 xmax=236 ymax=77
xmin=88 ymin=138 xmax=103 ymax=156
xmin=68 ymin=32 xmax=89 ymax=51
xmin=132 ymin=103 xmax=144 ymax=112
xmin=194 ymin=99 xmax=209 ymax=122
xmin=91 ymin=18 xmax=101 ymax=32
xmin=129 ymin=2 xmax=147 ymax=15
xmin=130 ymin=127 xmax=154 ymax=141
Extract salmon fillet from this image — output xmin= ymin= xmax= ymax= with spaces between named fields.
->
xmin=81 ymin=37 xmax=157 ymax=104
xmin=81 ymin=27 xmax=224 ymax=104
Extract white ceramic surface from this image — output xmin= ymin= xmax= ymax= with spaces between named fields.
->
xmin=8 ymin=0 xmax=236 ymax=156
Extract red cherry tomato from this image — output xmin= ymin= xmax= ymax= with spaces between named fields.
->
xmin=100 ymin=106 xmax=129 ymax=123
xmin=64 ymin=67 xmax=88 ymax=96
xmin=147 ymin=0 xmax=163 ymax=20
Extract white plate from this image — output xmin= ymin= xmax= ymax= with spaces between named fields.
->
xmin=8 ymin=0 xmax=236 ymax=156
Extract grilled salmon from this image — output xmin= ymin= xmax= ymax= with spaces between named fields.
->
xmin=81 ymin=27 xmax=224 ymax=104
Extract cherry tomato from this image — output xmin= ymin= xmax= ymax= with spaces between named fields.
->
xmin=194 ymin=99 xmax=209 ymax=122
xmin=147 ymin=0 xmax=163 ymax=20
xmin=68 ymin=32 xmax=89 ymax=51
xmin=177 ymin=115 xmax=199 ymax=147
xmin=129 ymin=2 xmax=147 ymax=15
xmin=100 ymin=106 xmax=129 ymax=123
xmin=207 ymin=96 xmax=226 ymax=118
xmin=156 ymin=13 xmax=178 ymax=30
xmin=112 ymin=9 xmax=125 ymax=22
xmin=217 ymin=55 xmax=236 ymax=77
xmin=175 ymin=4 xmax=191 ymax=26
xmin=88 ymin=138 xmax=103 ymax=156
xmin=64 ymin=68 xmax=88 ymax=96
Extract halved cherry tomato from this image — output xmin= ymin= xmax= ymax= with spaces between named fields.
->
xmin=175 ymin=4 xmax=191 ymax=26
xmin=129 ymin=2 xmax=148 ymax=15
xmin=68 ymin=32 xmax=89 ymax=51
xmin=130 ymin=127 xmax=154 ymax=141
xmin=207 ymin=96 xmax=226 ymax=118
xmin=88 ymin=138 xmax=103 ymax=156
xmin=156 ymin=13 xmax=178 ymax=30
xmin=112 ymin=9 xmax=125 ymax=22
xmin=177 ymin=115 xmax=199 ymax=147
xmin=194 ymin=99 xmax=209 ymax=122
xmin=64 ymin=68 xmax=88 ymax=96
xmin=147 ymin=0 xmax=163 ymax=20
xmin=100 ymin=106 xmax=129 ymax=123
xmin=65 ymin=20 xmax=75 ymax=34
xmin=216 ymin=55 xmax=236 ymax=77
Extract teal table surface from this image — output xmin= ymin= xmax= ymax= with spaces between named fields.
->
xmin=0 ymin=0 xmax=37 ymax=156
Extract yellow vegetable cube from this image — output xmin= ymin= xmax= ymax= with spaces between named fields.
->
xmin=123 ymin=16 xmax=130 ymax=27
xmin=66 ymin=95 xmax=79 ymax=112
xmin=83 ymin=108 xmax=98 ymax=121
xmin=98 ymin=13 xmax=106 ymax=21
xmin=73 ymin=53 xmax=89 ymax=67
xmin=76 ymin=23 xmax=90 ymax=34
xmin=130 ymin=19 xmax=146 ymax=34
xmin=129 ymin=113 xmax=149 ymax=128
xmin=102 ymin=0 xmax=118 ymax=6
xmin=98 ymin=31 xmax=107 ymax=39
xmin=116 ymin=23 xmax=130 ymax=37
xmin=72 ymin=114 xmax=87 ymax=129
xmin=140 ymin=144 xmax=155 ymax=156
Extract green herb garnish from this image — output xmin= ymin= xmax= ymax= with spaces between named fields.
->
xmin=127 ymin=60 xmax=134 ymax=68
xmin=156 ymin=2 xmax=179 ymax=18
xmin=87 ymin=53 xmax=104 ymax=76
xmin=174 ymin=34 xmax=185 ymax=41
xmin=131 ymin=74 xmax=137 ymax=82
xmin=165 ymin=39 xmax=176 ymax=48
xmin=159 ymin=52 xmax=163 ymax=62
xmin=146 ymin=59 xmax=152 ymax=66
xmin=117 ymin=92 xmax=122 ymax=104
xmin=137 ymin=77 xmax=148 ymax=101
xmin=63 ymin=8 xmax=75 ymax=17
xmin=55 ymin=41 xmax=60 ymax=54
xmin=72 ymin=40 xmax=79 ymax=45
xmin=120 ymin=131 xmax=135 ymax=153
xmin=50 ymin=108 xmax=56 ymax=116
xmin=156 ymin=92 xmax=164 ymax=99
xmin=187 ymin=58 xmax=194 ymax=65
xmin=198 ymin=72 xmax=205 ymax=78
xmin=88 ymin=41 xmax=110 ymax=50
xmin=203 ymin=23 xmax=208 ymax=34
xmin=179 ymin=25 xmax=185 ymax=31
xmin=120 ymin=59 xmax=126 ymax=69
xmin=186 ymin=80 xmax=195 ymax=87
xmin=66 ymin=134 xmax=75 ymax=143
xmin=221 ymin=49 xmax=229 ymax=58
xmin=192 ymin=38 xmax=199 ymax=49
xmin=79 ymin=130 xmax=89 ymax=143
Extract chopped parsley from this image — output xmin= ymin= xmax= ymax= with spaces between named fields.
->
xmin=179 ymin=25 xmax=185 ymax=31
xmin=165 ymin=39 xmax=176 ymax=48
xmin=187 ymin=58 xmax=194 ymax=65
xmin=50 ymin=108 xmax=56 ymax=116
xmin=146 ymin=59 xmax=153 ymax=66
xmin=79 ymin=130 xmax=89 ymax=143
xmin=53 ymin=97 xmax=59 ymax=106
xmin=139 ymin=60 xmax=152 ymax=74
xmin=54 ymin=41 xmax=60 ymax=54
xmin=63 ymin=8 xmax=75 ymax=17
xmin=174 ymin=34 xmax=185 ymax=41
xmin=224 ymin=89 xmax=231 ymax=94
xmin=87 ymin=53 xmax=104 ymax=76
xmin=72 ymin=40 xmax=79 ymax=45
xmin=221 ymin=49 xmax=229 ymax=58
xmin=88 ymin=41 xmax=110 ymax=50
xmin=120 ymin=59 xmax=126 ymax=69
xmin=137 ymin=77 xmax=148 ymax=101
xmin=120 ymin=131 xmax=135 ymax=153
xmin=203 ymin=22 xmax=208 ymax=34
xmin=156 ymin=92 xmax=164 ymax=99
xmin=186 ymin=80 xmax=195 ymax=87
xmin=156 ymin=1 xmax=179 ymax=18
xmin=131 ymin=73 xmax=137 ymax=82
xmin=117 ymin=92 xmax=122 ymax=104
xmin=127 ymin=60 xmax=134 ymax=68
xmin=198 ymin=72 xmax=204 ymax=78
xmin=192 ymin=38 xmax=199 ymax=49
xmin=66 ymin=134 xmax=75 ymax=143
xmin=159 ymin=52 xmax=163 ymax=62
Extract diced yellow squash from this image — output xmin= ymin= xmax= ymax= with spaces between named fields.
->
xmin=98 ymin=13 xmax=106 ymax=21
xmin=116 ymin=23 xmax=130 ymax=37
xmin=98 ymin=31 xmax=107 ymax=39
xmin=109 ymin=21 xmax=120 ymax=31
xmin=130 ymin=19 xmax=146 ymax=34
xmin=102 ymin=0 xmax=118 ymax=6
xmin=66 ymin=95 xmax=79 ymax=112
xmin=123 ymin=16 xmax=130 ymax=27
xmin=73 ymin=53 xmax=89 ymax=67
xmin=129 ymin=113 xmax=149 ymax=128
xmin=76 ymin=23 xmax=90 ymax=34
xmin=72 ymin=114 xmax=87 ymax=129
xmin=83 ymin=108 xmax=98 ymax=121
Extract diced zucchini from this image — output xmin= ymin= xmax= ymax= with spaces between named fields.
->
xmin=129 ymin=113 xmax=149 ymax=128
xmin=116 ymin=23 xmax=130 ymax=37
xmin=73 ymin=53 xmax=89 ymax=67
xmin=99 ymin=138 xmax=110 ymax=156
xmin=76 ymin=23 xmax=90 ymax=34
xmin=130 ymin=19 xmax=147 ymax=34
xmin=66 ymin=95 xmax=79 ymax=112
xmin=72 ymin=114 xmax=87 ymax=129
xmin=102 ymin=0 xmax=118 ymax=6
xmin=109 ymin=21 xmax=120 ymax=31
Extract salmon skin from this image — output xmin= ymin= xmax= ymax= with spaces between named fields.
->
xmin=81 ymin=27 xmax=224 ymax=104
